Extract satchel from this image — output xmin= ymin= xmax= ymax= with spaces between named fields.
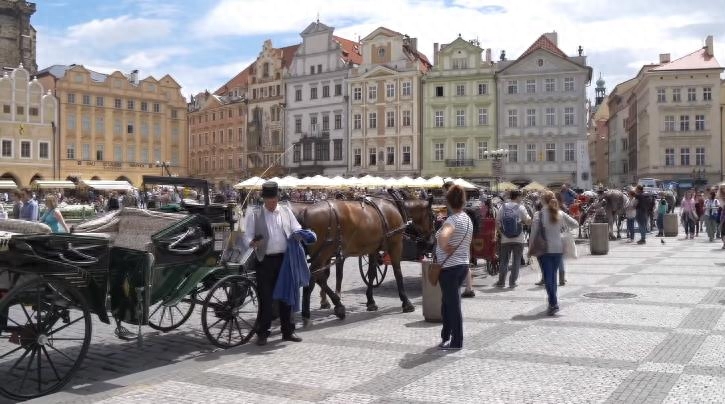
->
xmin=429 ymin=219 xmax=470 ymax=286
xmin=528 ymin=214 xmax=547 ymax=258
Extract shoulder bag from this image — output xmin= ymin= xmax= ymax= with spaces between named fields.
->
xmin=428 ymin=219 xmax=470 ymax=286
xmin=528 ymin=213 xmax=547 ymax=258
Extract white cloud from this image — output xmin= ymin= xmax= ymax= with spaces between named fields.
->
xmin=121 ymin=47 xmax=190 ymax=70
xmin=67 ymin=15 xmax=173 ymax=47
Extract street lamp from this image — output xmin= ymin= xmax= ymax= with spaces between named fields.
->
xmin=482 ymin=149 xmax=509 ymax=192
xmin=692 ymin=168 xmax=706 ymax=189
xmin=155 ymin=161 xmax=172 ymax=177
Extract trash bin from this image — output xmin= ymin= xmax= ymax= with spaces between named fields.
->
xmin=420 ymin=258 xmax=442 ymax=322
xmin=664 ymin=213 xmax=678 ymax=237
xmin=589 ymin=223 xmax=609 ymax=255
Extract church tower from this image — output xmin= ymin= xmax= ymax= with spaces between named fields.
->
xmin=594 ymin=73 xmax=606 ymax=106
xmin=0 ymin=0 xmax=37 ymax=74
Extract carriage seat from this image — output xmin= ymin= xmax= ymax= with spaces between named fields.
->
xmin=73 ymin=208 xmax=186 ymax=252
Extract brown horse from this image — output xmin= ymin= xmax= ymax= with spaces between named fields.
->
xmin=290 ymin=196 xmax=435 ymax=324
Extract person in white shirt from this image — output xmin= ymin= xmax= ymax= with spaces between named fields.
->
xmin=495 ymin=190 xmax=531 ymax=288
xmin=243 ymin=181 xmax=303 ymax=346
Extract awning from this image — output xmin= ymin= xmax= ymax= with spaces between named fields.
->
xmin=233 ymin=176 xmax=264 ymax=190
xmin=0 ymin=180 xmax=17 ymax=189
xmin=81 ymin=180 xmax=134 ymax=191
xmin=33 ymin=180 xmax=76 ymax=189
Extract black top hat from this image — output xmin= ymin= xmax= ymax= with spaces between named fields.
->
xmin=261 ymin=181 xmax=279 ymax=198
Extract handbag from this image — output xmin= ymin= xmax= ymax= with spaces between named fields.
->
xmin=428 ymin=219 xmax=470 ymax=286
xmin=528 ymin=213 xmax=547 ymax=258
xmin=562 ymin=230 xmax=577 ymax=259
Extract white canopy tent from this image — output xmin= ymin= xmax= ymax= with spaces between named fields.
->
xmin=81 ymin=180 xmax=134 ymax=191
xmin=233 ymin=176 xmax=263 ymax=190
xmin=33 ymin=180 xmax=76 ymax=189
xmin=444 ymin=177 xmax=478 ymax=190
xmin=0 ymin=180 xmax=17 ymax=189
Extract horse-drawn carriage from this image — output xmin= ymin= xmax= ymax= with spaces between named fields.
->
xmin=0 ymin=178 xmax=258 ymax=401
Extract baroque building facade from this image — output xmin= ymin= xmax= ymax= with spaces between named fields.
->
xmin=285 ymin=21 xmax=360 ymax=176
xmin=347 ymin=27 xmax=431 ymax=177
xmin=37 ymin=65 xmax=188 ymax=186
xmin=606 ymin=78 xmax=637 ymax=188
xmin=0 ymin=64 xmax=56 ymax=187
xmin=422 ymin=35 xmax=496 ymax=186
xmin=496 ymin=32 xmax=592 ymax=189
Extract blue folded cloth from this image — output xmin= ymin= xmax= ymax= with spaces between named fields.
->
xmin=273 ymin=229 xmax=316 ymax=312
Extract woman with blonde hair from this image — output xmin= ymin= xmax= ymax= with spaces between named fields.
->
xmin=40 ymin=195 xmax=70 ymax=233
xmin=529 ymin=190 xmax=578 ymax=315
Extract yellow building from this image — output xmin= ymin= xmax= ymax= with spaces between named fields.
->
xmin=0 ymin=64 xmax=57 ymax=187
xmin=37 ymin=65 xmax=188 ymax=186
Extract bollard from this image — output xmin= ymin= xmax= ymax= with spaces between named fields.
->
xmin=663 ymin=213 xmax=678 ymax=237
xmin=420 ymin=258 xmax=442 ymax=322
xmin=589 ymin=223 xmax=610 ymax=255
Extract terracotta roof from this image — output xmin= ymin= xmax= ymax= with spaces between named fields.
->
xmin=651 ymin=47 xmax=722 ymax=71
xmin=519 ymin=34 xmax=568 ymax=60
xmin=279 ymin=44 xmax=300 ymax=69
xmin=214 ymin=62 xmax=254 ymax=96
xmin=333 ymin=35 xmax=362 ymax=65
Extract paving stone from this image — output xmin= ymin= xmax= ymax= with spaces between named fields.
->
xmin=615 ymin=274 xmax=722 ymax=288
xmin=690 ymin=335 xmax=725 ymax=368
xmin=541 ymin=302 xmax=690 ymax=328
xmin=646 ymin=334 xmax=707 ymax=364
xmin=662 ymin=374 xmax=725 ymax=403
xmin=604 ymin=371 xmax=681 ymax=404
xmin=678 ymin=307 xmax=725 ymax=329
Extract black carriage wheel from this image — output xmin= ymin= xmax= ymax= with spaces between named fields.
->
xmin=0 ymin=278 xmax=92 ymax=401
xmin=201 ymin=275 xmax=258 ymax=349
xmin=147 ymin=297 xmax=196 ymax=333
xmin=358 ymin=255 xmax=389 ymax=288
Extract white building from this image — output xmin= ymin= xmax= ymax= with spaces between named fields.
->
xmin=284 ymin=21 xmax=360 ymax=176
xmin=496 ymin=32 xmax=592 ymax=189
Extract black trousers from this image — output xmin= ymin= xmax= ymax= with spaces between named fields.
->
xmin=255 ymin=254 xmax=294 ymax=337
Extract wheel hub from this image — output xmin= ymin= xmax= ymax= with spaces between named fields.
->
xmin=37 ymin=333 xmax=50 ymax=346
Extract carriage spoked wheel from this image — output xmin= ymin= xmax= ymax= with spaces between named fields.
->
xmin=147 ymin=296 xmax=196 ymax=332
xmin=201 ymin=275 xmax=258 ymax=348
xmin=358 ymin=254 xmax=389 ymax=288
xmin=0 ymin=278 xmax=92 ymax=401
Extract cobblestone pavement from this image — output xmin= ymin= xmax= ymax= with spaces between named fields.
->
xmin=19 ymin=228 xmax=725 ymax=403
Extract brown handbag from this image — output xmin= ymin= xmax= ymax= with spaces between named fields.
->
xmin=429 ymin=220 xmax=470 ymax=286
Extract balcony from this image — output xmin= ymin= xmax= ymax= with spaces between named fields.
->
xmin=445 ymin=159 xmax=475 ymax=167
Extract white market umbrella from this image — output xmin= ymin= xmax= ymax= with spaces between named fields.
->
xmin=444 ymin=177 xmax=478 ymax=190
xmin=81 ymin=180 xmax=134 ymax=191
xmin=424 ymin=176 xmax=445 ymax=188
xmin=233 ymin=176 xmax=263 ymax=189
xmin=33 ymin=180 xmax=76 ymax=189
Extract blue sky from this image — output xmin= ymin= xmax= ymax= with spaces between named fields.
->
xmin=34 ymin=0 xmax=725 ymax=100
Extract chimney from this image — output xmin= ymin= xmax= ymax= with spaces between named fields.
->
xmin=433 ymin=43 xmax=439 ymax=65
xmin=544 ymin=31 xmax=558 ymax=46
xmin=410 ymin=37 xmax=417 ymax=52
xmin=705 ymin=35 xmax=714 ymax=57
xmin=659 ymin=53 xmax=670 ymax=64
xmin=129 ymin=69 xmax=139 ymax=85
xmin=485 ymin=48 xmax=491 ymax=62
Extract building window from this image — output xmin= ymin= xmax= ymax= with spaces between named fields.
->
xmin=66 ymin=114 xmax=76 ymax=130
xmin=526 ymin=108 xmax=536 ymax=127
xmin=680 ymin=115 xmax=690 ymax=131
xmin=66 ymin=143 xmax=75 ymax=159
xmin=386 ymin=111 xmax=395 ymax=128
xmin=67 ymin=93 xmax=76 ymax=104
xmin=127 ymin=122 xmax=134 ymax=134
xmin=402 ymin=145 xmax=411 ymax=165
xmin=334 ymin=139 xmax=343 ymax=160
xmin=294 ymin=89 xmax=302 ymax=102
xmin=81 ymin=115 xmax=91 ymax=132
xmin=369 ymin=147 xmax=377 ymax=165
xmin=353 ymin=148 xmax=361 ymax=166
xmin=508 ymin=109 xmax=518 ymax=128
xmin=402 ymin=81 xmax=411 ymax=96
xmin=452 ymin=58 xmax=467 ymax=69
xmin=127 ymin=100 xmax=134 ymax=110
xmin=386 ymin=146 xmax=395 ymax=165
xmin=82 ymin=143 xmax=90 ymax=160
xmin=545 ymin=143 xmax=556 ymax=162
xmin=687 ymin=87 xmax=697 ymax=102
xmin=353 ymin=114 xmax=362 ymax=129
xmin=368 ymin=112 xmax=377 ymax=129
xmin=695 ymin=115 xmax=705 ymax=131
xmin=478 ymin=108 xmax=488 ymax=125
xmin=435 ymin=110 xmax=444 ymax=127
xmin=139 ymin=101 xmax=147 ymax=112
xmin=153 ymin=103 xmax=161 ymax=113
xmin=672 ymin=88 xmax=681 ymax=102
xmin=664 ymin=115 xmax=675 ymax=131
xmin=696 ymin=147 xmax=705 ymax=166
xmin=455 ymin=142 xmax=466 ymax=160
xmin=334 ymin=84 xmax=342 ymax=96
xmin=2 ymin=104 xmax=9 ymax=113
xmin=20 ymin=140 xmax=30 ymax=158
xmin=353 ymin=87 xmax=361 ymax=100
xmin=368 ymin=85 xmax=377 ymax=100
xmin=564 ymin=143 xmax=575 ymax=162
xmin=434 ymin=143 xmax=444 ymax=161
xmin=456 ymin=84 xmax=465 ymax=96
xmin=114 ymin=98 xmax=122 ymax=108
xmin=96 ymin=116 xmax=104 ymax=133
xmin=526 ymin=144 xmax=536 ymax=162
xmin=564 ymin=77 xmax=574 ymax=92
xmin=16 ymin=106 xmax=23 ymax=115
xmin=526 ymin=79 xmax=536 ymax=94
xmin=39 ymin=142 xmax=49 ymax=159
xmin=386 ymin=83 xmax=395 ymax=98
xmin=680 ymin=147 xmax=690 ymax=166
xmin=545 ymin=78 xmax=555 ymax=92
xmin=82 ymin=94 xmax=90 ymax=105
xmin=477 ymin=141 xmax=488 ymax=159
xmin=657 ymin=88 xmax=666 ymax=103
xmin=322 ymin=115 xmax=330 ymax=132
xmin=322 ymin=85 xmax=330 ymax=98
xmin=508 ymin=145 xmax=518 ymax=163
xmin=435 ymin=86 xmax=444 ymax=97
xmin=294 ymin=118 xmax=302 ymax=134
xmin=507 ymin=80 xmax=518 ymax=94
xmin=399 ymin=110 xmax=410 ymax=127
xmin=564 ymin=107 xmax=575 ymax=126
xmin=456 ymin=110 xmax=465 ymax=127
xmin=96 ymin=144 xmax=104 ymax=161
xmin=29 ymin=107 xmax=38 ymax=116
xmin=334 ymin=114 xmax=342 ymax=130
xmin=703 ymin=87 xmax=712 ymax=101
xmin=545 ymin=107 xmax=555 ymax=126
xmin=310 ymin=87 xmax=318 ymax=100
xmin=477 ymin=83 xmax=488 ymax=95
xmin=302 ymin=142 xmax=312 ymax=161
xmin=114 ymin=144 xmax=122 ymax=162
xmin=96 ymin=96 xmax=104 ymax=107
xmin=316 ymin=141 xmax=330 ymax=161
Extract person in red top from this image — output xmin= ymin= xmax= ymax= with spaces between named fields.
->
xmin=695 ymin=191 xmax=705 ymax=237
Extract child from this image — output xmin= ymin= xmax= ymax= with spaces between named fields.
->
xmin=656 ymin=198 xmax=668 ymax=236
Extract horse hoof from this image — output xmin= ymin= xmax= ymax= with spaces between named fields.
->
xmin=303 ymin=318 xmax=311 ymax=328
xmin=334 ymin=305 xmax=346 ymax=319
xmin=402 ymin=301 xmax=415 ymax=313
xmin=319 ymin=302 xmax=331 ymax=310
xmin=367 ymin=304 xmax=378 ymax=312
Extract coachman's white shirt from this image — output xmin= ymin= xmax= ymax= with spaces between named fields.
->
xmin=243 ymin=204 xmax=302 ymax=255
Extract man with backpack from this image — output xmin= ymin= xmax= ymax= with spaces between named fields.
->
xmin=495 ymin=190 xmax=531 ymax=288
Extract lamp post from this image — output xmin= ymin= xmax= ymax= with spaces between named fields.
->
xmin=692 ymin=168 xmax=706 ymax=190
xmin=155 ymin=161 xmax=172 ymax=177
xmin=482 ymin=148 xmax=509 ymax=192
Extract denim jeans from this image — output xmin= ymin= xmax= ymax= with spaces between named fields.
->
xmin=706 ymin=217 xmax=718 ymax=240
xmin=498 ymin=243 xmax=524 ymax=286
xmin=439 ymin=264 xmax=468 ymax=348
xmin=540 ymin=253 xmax=562 ymax=308
xmin=683 ymin=214 xmax=696 ymax=236
xmin=656 ymin=214 xmax=664 ymax=235
xmin=636 ymin=215 xmax=647 ymax=241
xmin=626 ymin=218 xmax=636 ymax=240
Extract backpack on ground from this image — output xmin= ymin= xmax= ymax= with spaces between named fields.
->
xmin=501 ymin=203 xmax=523 ymax=238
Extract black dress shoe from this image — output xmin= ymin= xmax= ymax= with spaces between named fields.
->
xmin=282 ymin=333 xmax=302 ymax=342
xmin=256 ymin=336 xmax=268 ymax=346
